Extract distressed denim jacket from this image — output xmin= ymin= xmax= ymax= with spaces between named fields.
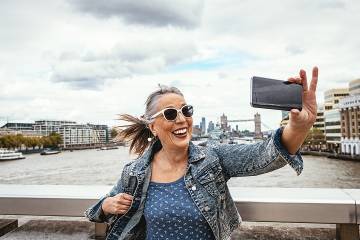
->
xmin=85 ymin=127 xmax=303 ymax=240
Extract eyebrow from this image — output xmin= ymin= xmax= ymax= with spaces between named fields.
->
xmin=164 ymin=103 xmax=187 ymax=108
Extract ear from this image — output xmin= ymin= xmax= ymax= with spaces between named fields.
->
xmin=148 ymin=122 xmax=156 ymax=135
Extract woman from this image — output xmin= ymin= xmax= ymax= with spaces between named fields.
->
xmin=85 ymin=67 xmax=319 ymax=240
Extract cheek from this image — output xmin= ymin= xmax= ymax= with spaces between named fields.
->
xmin=155 ymin=120 xmax=173 ymax=135
xmin=187 ymin=118 xmax=193 ymax=128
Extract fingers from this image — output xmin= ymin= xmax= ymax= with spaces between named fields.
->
xmin=114 ymin=205 xmax=129 ymax=215
xmin=114 ymin=193 xmax=133 ymax=205
xmin=289 ymin=67 xmax=318 ymax=92
xmin=111 ymin=193 xmax=134 ymax=214
xmin=118 ymin=193 xmax=134 ymax=201
xmin=299 ymin=69 xmax=308 ymax=91
xmin=310 ymin=66 xmax=318 ymax=92
xmin=287 ymin=76 xmax=302 ymax=84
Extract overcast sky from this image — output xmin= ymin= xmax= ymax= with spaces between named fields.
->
xmin=1 ymin=0 xmax=359 ymax=131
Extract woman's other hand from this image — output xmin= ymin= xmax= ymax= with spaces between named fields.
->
xmin=102 ymin=193 xmax=134 ymax=215
xmin=287 ymin=66 xmax=319 ymax=130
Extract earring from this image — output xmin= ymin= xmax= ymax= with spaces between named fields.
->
xmin=148 ymin=132 xmax=156 ymax=142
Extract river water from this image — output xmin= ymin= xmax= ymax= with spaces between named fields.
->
xmin=0 ymin=146 xmax=360 ymax=188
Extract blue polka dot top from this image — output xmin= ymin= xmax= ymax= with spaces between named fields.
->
xmin=144 ymin=175 xmax=215 ymax=240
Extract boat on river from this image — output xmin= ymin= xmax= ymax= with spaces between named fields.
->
xmin=0 ymin=149 xmax=26 ymax=161
xmin=40 ymin=148 xmax=61 ymax=155
xmin=98 ymin=146 xmax=119 ymax=151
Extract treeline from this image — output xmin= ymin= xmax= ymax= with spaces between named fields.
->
xmin=0 ymin=132 xmax=62 ymax=150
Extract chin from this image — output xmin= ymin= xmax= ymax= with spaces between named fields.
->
xmin=171 ymin=136 xmax=191 ymax=149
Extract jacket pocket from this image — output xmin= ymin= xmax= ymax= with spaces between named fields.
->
xmin=197 ymin=164 xmax=226 ymax=199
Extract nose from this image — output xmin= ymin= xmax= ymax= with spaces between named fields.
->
xmin=175 ymin=110 xmax=186 ymax=123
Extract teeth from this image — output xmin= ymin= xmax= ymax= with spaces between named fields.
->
xmin=173 ymin=128 xmax=187 ymax=134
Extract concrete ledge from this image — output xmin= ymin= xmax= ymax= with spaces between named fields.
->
xmin=1 ymin=185 xmax=360 ymax=239
xmin=0 ymin=220 xmax=98 ymax=240
xmin=0 ymin=219 xmax=18 ymax=237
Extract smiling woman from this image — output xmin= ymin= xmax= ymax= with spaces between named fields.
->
xmin=114 ymin=85 xmax=191 ymax=156
xmin=85 ymin=69 xmax=319 ymax=240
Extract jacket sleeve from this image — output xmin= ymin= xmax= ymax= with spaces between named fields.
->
xmin=212 ymin=127 xmax=303 ymax=181
xmin=84 ymin=165 xmax=129 ymax=224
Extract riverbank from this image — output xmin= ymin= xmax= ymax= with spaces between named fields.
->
xmin=301 ymin=150 xmax=360 ymax=161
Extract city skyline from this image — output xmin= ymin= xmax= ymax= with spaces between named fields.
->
xmin=0 ymin=113 xmax=261 ymax=132
xmin=1 ymin=1 xmax=360 ymax=130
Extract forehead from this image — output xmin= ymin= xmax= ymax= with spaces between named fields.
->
xmin=156 ymin=93 xmax=186 ymax=110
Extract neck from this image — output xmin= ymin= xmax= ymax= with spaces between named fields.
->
xmin=156 ymin=144 xmax=189 ymax=168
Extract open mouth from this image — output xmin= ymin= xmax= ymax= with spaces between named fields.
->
xmin=172 ymin=127 xmax=188 ymax=138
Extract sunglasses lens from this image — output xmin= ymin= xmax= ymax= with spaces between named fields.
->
xmin=182 ymin=105 xmax=193 ymax=117
xmin=164 ymin=109 xmax=178 ymax=121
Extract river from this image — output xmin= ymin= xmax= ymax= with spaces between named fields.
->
xmin=1 ymin=146 xmax=359 ymax=188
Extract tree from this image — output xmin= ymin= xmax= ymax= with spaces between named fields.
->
xmin=111 ymin=128 xmax=119 ymax=139
xmin=304 ymin=128 xmax=325 ymax=150
xmin=49 ymin=132 xmax=62 ymax=148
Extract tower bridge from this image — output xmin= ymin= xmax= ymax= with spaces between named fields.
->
xmin=220 ymin=113 xmax=273 ymax=139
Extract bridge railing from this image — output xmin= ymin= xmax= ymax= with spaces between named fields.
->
xmin=0 ymin=185 xmax=359 ymax=240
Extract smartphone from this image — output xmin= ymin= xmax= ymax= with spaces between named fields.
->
xmin=250 ymin=76 xmax=302 ymax=111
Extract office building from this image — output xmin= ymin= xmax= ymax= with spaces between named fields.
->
xmin=324 ymin=88 xmax=349 ymax=152
xmin=339 ymin=78 xmax=360 ymax=155
xmin=201 ymin=117 xmax=206 ymax=135
xmin=207 ymin=121 xmax=215 ymax=133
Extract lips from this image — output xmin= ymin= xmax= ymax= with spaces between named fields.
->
xmin=172 ymin=127 xmax=188 ymax=136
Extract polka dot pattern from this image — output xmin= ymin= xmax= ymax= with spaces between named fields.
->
xmin=144 ymin=176 xmax=215 ymax=240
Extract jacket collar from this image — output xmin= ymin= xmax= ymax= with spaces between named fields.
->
xmin=134 ymin=140 xmax=206 ymax=175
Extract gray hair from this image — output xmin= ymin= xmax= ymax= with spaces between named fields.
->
xmin=115 ymin=84 xmax=184 ymax=156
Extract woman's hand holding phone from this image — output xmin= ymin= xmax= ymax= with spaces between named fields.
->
xmin=281 ymin=66 xmax=319 ymax=155
xmin=287 ymin=66 xmax=318 ymax=131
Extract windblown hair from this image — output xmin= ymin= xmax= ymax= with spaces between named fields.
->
xmin=115 ymin=84 xmax=184 ymax=156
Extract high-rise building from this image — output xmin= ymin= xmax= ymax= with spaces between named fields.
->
xmin=207 ymin=121 xmax=215 ymax=133
xmin=324 ymin=88 xmax=349 ymax=152
xmin=201 ymin=117 xmax=206 ymax=135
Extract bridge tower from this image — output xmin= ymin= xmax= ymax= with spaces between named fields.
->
xmin=254 ymin=113 xmax=262 ymax=139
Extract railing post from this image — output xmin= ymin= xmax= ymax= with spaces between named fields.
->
xmin=95 ymin=223 xmax=107 ymax=239
xmin=336 ymin=224 xmax=359 ymax=240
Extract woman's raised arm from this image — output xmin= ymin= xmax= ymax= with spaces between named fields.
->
xmin=213 ymin=67 xmax=318 ymax=181
xmin=213 ymin=126 xmax=303 ymax=181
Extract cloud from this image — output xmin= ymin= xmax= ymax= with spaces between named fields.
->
xmin=70 ymin=0 xmax=204 ymax=28
xmin=2 ymin=0 xmax=360 ymax=130
xmin=50 ymin=36 xmax=198 ymax=89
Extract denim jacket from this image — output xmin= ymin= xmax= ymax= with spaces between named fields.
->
xmin=85 ymin=127 xmax=303 ymax=240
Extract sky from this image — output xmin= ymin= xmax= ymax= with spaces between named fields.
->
xmin=1 ymin=0 xmax=359 ymax=131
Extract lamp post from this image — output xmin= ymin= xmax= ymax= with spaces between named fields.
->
xmin=334 ymin=143 xmax=338 ymax=154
